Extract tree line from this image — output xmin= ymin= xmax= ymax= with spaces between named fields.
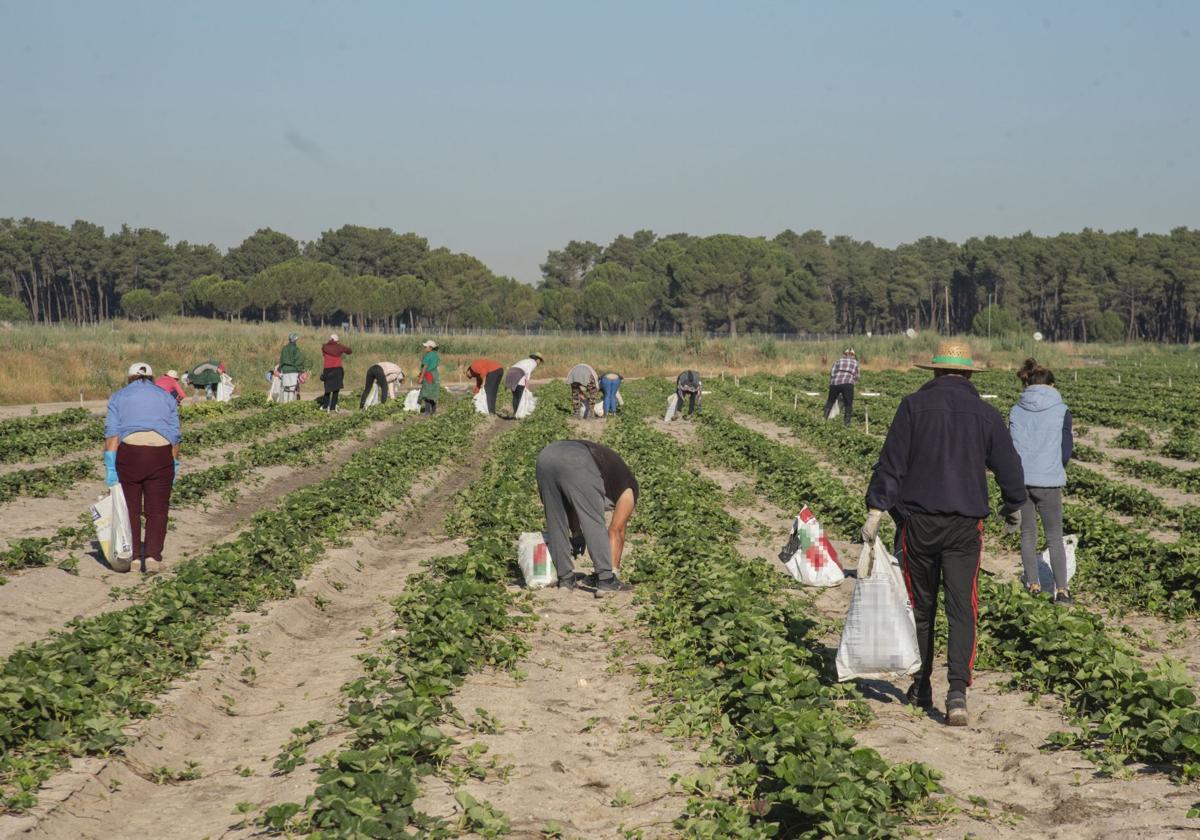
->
xmin=2 ymin=217 xmax=1198 ymax=342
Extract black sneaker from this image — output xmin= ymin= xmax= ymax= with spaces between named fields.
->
xmin=1054 ymin=591 xmax=1073 ymax=607
xmin=595 ymin=576 xmax=633 ymax=593
xmin=554 ymin=576 xmax=576 ymax=590
xmin=905 ymin=680 xmax=933 ymax=710
xmin=945 ymin=691 xmax=968 ymax=727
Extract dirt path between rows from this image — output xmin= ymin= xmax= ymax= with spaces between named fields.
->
xmin=666 ymin=413 xmax=1199 ymax=839
xmin=0 ymin=416 xmax=408 ymax=661
xmin=0 ymin=417 xmax=510 ymax=840
xmin=1082 ymin=425 xmax=1200 ymax=472
xmin=413 ymin=415 xmax=706 ymax=838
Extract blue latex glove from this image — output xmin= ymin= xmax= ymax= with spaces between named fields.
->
xmin=174 ymin=459 xmax=180 ymax=480
xmin=103 ymin=451 xmax=119 ymax=487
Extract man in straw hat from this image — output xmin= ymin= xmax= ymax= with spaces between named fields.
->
xmin=863 ymin=340 xmax=1027 ymax=727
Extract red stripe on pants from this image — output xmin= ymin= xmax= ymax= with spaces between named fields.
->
xmin=116 ymin=443 xmax=175 ymax=562
xmin=967 ymin=519 xmax=983 ymax=683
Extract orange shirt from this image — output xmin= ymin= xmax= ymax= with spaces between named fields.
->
xmin=467 ymin=358 xmax=503 ymax=391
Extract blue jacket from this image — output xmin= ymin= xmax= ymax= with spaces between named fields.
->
xmin=1009 ymin=385 xmax=1072 ymax=488
xmin=105 ymin=379 xmax=181 ymax=445
xmin=867 ymin=375 xmax=1027 ymax=518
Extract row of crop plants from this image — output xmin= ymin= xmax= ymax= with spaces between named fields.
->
xmin=695 ymin=396 xmax=1200 ymax=802
xmin=257 ymin=388 xmax=574 ymax=836
xmin=0 ymin=400 xmax=480 ymax=812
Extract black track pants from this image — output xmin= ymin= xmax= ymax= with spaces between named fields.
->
xmin=824 ymin=383 xmax=854 ymax=427
xmin=900 ymin=512 xmax=983 ymax=692
xmin=483 ymin=368 xmax=503 ymax=414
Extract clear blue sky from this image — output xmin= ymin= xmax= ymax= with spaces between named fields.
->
xmin=2 ymin=1 xmax=1196 ymax=282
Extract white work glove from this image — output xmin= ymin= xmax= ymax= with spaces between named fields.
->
xmin=861 ymin=509 xmax=885 ymax=544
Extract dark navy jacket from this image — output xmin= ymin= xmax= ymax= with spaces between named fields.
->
xmin=866 ymin=375 xmax=1027 ymax=519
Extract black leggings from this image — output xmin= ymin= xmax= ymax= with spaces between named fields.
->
xmin=824 ymin=383 xmax=854 ymax=427
xmin=361 ymin=365 xmax=388 ymax=408
xmin=512 ymin=384 xmax=525 ymax=414
xmin=483 ymin=368 xmax=503 ymax=414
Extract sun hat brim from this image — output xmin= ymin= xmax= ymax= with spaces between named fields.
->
xmin=915 ymin=354 xmax=980 ymax=371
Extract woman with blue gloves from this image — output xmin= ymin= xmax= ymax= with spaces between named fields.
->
xmin=104 ymin=362 xmax=181 ymax=572
xmin=599 ymin=372 xmax=622 ymax=417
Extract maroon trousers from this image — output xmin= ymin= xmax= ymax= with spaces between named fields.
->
xmin=116 ymin=443 xmax=175 ymax=562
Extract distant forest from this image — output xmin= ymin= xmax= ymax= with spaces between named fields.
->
xmin=2 ymin=218 xmax=1199 ymax=342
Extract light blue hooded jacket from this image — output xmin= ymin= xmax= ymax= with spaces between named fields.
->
xmin=1009 ymin=385 xmax=1073 ymax=488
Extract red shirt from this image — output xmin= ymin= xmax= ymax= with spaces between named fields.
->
xmin=154 ymin=375 xmax=187 ymax=403
xmin=322 ymin=340 xmax=352 ymax=370
xmin=467 ymin=358 xmax=502 ymax=391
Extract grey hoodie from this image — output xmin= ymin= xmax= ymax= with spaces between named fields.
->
xmin=1009 ymin=385 xmax=1073 ymax=487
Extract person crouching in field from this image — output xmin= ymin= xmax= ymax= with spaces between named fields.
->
xmin=599 ymin=371 xmax=623 ymax=416
xmin=360 ymin=361 xmax=404 ymax=408
xmin=466 ymin=358 xmax=504 ymax=414
xmin=155 ymin=369 xmax=187 ymax=405
xmin=863 ymin=341 xmax=1026 ymax=726
xmin=319 ymin=333 xmax=352 ymax=412
xmin=566 ymin=362 xmax=600 ymax=418
xmin=1010 ymin=358 xmax=1074 ymax=605
xmin=536 ymin=440 xmax=637 ymax=593
xmin=506 ymin=352 xmax=543 ymax=416
xmin=825 ymin=349 xmax=860 ymax=427
xmin=104 ymin=362 xmax=181 ymax=572
xmin=675 ymin=370 xmax=702 ymax=416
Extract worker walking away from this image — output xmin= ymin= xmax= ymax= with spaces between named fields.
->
xmin=599 ymin=372 xmax=623 ymax=417
xmin=535 ymin=440 xmax=637 ymax=593
xmin=187 ymin=359 xmax=224 ymax=400
xmin=155 ymin=370 xmax=187 ymax=405
xmin=417 ymin=340 xmax=441 ymax=414
xmin=319 ymin=333 xmax=352 ymax=412
xmin=466 ymin=358 xmax=504 ymax=415
xmin=566 ymin=363 xmax=600 ymax=419
xmin=506 ymin=352 xmax=543 ymax=416
xmin=278 ymin=334 xmax=307 ymax=403
xmin=1010 ymin=358 xmax=1074 ymax=605
xmin=104 ymin=362 xmax=181 ymax=573
xmin=361 ymin=361 xmax=405 ymax=408
xmin=675 ymin=370 xmax=703 ymax=417
xmin=825 ymin=349 xmax=860 ymax=427
xmin=863 ymin=341 xmax=1026 ymax=727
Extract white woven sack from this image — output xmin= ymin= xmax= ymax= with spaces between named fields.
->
xmin=216 ymin=373 xmax=235 ymax=402
xmin=594 ymin=402 xmax=605 ymax=418
xmin=363 ymin=383 xmax=381 ymax=408
xmin=91 ymin=485 xmax=134 ymax=572
xmin=472 ymin=389 xmax=490 ymax=415
xmin=826 ymin=400 xmax=841 ymax=420
xmin=517 ymin=532 xmax=557 ymax=588
xmin=664 ymin=394 xmax=679 ymax=422
xmin=267 ymin=375 xmax=282 ymax=402
xmin=403 ymin=389 xmax=421 ymax=412
xmin=515 ymin=389 xmax=537 ymax=419
xmin=835 ymin=538 xmax=921 ymax=681
xmin=1037 ymin=534 xmax=1078 ymax=593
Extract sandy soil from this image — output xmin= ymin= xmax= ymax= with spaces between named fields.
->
xmin=663 ymin=415 xmax=1200 ymax=839
xmin=0 ymin=417 xmax=405 ymax=661
xmin=0 ymin=419 xmax=510 ymax=840
xmin=1084 ymin=425 xmax=1200 ymax=472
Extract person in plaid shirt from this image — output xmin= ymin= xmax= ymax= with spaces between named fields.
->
xmin=824 ymin=349 xmax=859 ymax=427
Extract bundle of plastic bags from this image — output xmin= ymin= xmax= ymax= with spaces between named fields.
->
xmin=516 ymin=532 xmax=556 ymax=588
xmin=835 ymin=537 xmax=922 ymax=681
xmin=403 ymin=389 xmax=421 ymax=412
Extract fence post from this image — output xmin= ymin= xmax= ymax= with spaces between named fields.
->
xmin=865 ymin=406 xmax=870 ymax=435
xmin=769 ymin=385 xmax=773 ymax=401
xmin=794 ymin=394 xmax=798 ymax=409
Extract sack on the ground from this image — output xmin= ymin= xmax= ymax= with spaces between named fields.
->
xmin=517 ymin=532 xmax=556 ymax=588
xmin=403 ymin=388 xmax=421 ymax=412
xmin=216 ymin=373 xmax=234 ymax=402
xmin=594 ymin=402 xmax=605 ymax=418
xmin=664 ymin=394 xmax=679 ymax=422
xmin=1037 ymin=534 xmax=1078 ymax=592
xmin=472 ymin=389 xmax=489 ymax=415
xmin=780 ymin=506 xmax=843 ymax=587
xmin=91 ymin=485 xmax=134 ymax=572
xmin=363 ymin=383 xmax=382 ymax=408
xmin=515 ymin=388 xmax=537 ymax=419
xmin=835 ymin=537 xmax=921 ymax=681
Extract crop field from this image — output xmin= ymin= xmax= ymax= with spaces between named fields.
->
xmin=2 ymin=351 xmax=1200 ymax=840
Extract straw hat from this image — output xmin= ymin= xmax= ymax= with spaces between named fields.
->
xmin=915 ymin=340 xmax=980 ymax=372
xmin=529 ymin=352 xmax=544 ymax=362
xmin=128 ymin=362 xmax=153 ymax=377
xmin=166 ymin=369 xmax=180 ymax=380
xmin=422 ymin=339 xmax=438 ymax=349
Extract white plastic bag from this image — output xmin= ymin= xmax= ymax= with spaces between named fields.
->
xmin=91 ymin=485 xmax=134 ymax=572
xmin=664 ymin=394 xmax=679 ymax=422
xmin=216 ymin=373 xmax=234 ymax=402
xmin=517 ymin=532 xmax=556 ymax=588
xmin=267 ymin=374 xmax=282 ymax=402
xmin=403 ymin=389 xmax=421 ymax=412
xmin=835 ymin=538 xmax=921 ymax=682
xmin=826 ymin=399 xmax=841 ymax=421
xmin=472 ymin=389 xmax=490 ymax=415
xmin=363 ymin=383 xmax=381 ymax=408
xmin=594 ymin=402 xmax=605 ymax=418
xmin=1037 ymin=534 xmax=1078 ymax=593
xmin=781 ymin=506 xmax=843 ymax=587
xmin=515 ymin=389 xmax=537 ymax=419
